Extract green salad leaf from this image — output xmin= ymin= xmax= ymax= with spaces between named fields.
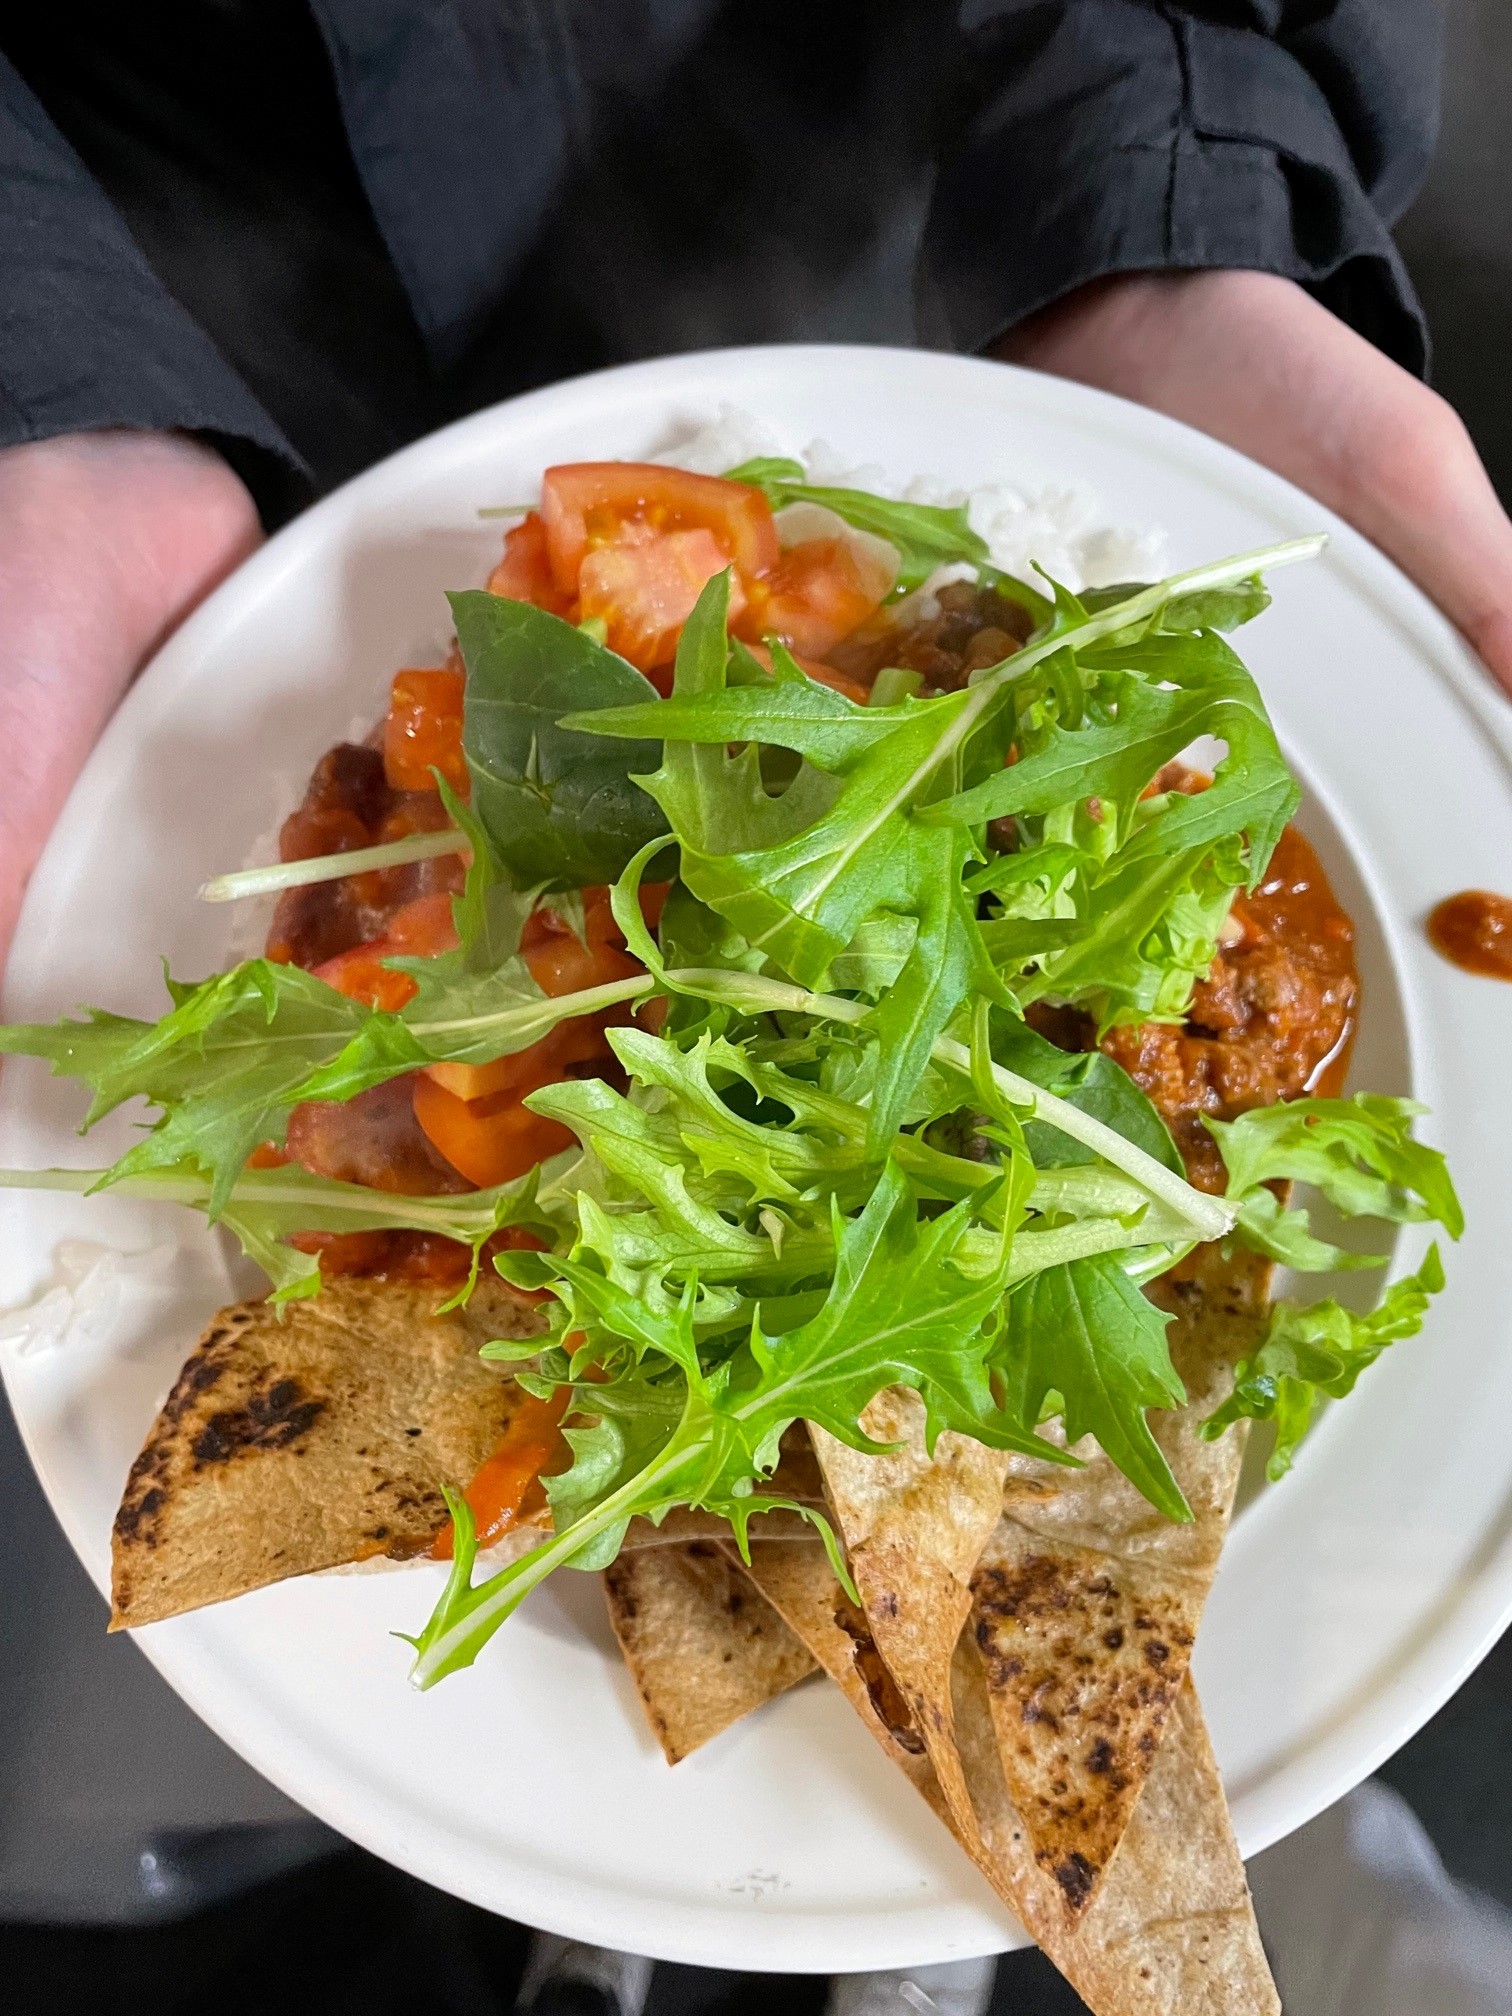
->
xmin=1208 ymin=1094 xmax=1463 ymax=1239
xmin=995 ymin=1254 xmax=1190 ymax=1522
xmin=723 ymin=456 xmax=1007 ymax=598
xmin=0 ymin=1159 xmax=558 ymax=1306
xmin=1201 ymin=1245 xmax=1446 ymax=1477
xmin=0 ymin=488 xmax=1465 ymax=1687
xmin=0 ymin=954 xmax=651 ymax=1213
xmin=406 ymin=1159 xmax=1068 ymax=1686
xmin=453 ymin=590 xmax=669 ymax=889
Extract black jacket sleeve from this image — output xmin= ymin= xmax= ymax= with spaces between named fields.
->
xmin=920 ymin=0 xmax=1444 ymax=375
xmin=0 ymin=55 xmax=304 ymax=513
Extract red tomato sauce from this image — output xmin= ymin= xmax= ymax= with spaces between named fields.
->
xmin=1098 ymin=823 xmax=1359 ymax=1190
xmin=1426 ymin=890 xmax=1512 ymax=981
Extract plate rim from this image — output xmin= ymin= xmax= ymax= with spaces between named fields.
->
xmin=5 ymin=341 xmax=1512 ymax=1969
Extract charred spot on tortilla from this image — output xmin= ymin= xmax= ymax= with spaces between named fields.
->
xmin=1051 ymin=1851 xmax=1097 ymax=1912
xmin=110 ymin=1274 xmax=544 ymax=1629
xmin=962 ymin=1240 xmax=1276 ymax=1921
xmin=190 ymin=1374 xmax=326 ymax=1466
xmin=970 ymin=1547 xmax=1193 ymax=1890
xmin=833 ymin=1595 xmax=927 ymax=1755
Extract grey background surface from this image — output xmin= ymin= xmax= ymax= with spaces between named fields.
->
xmin=2 ymin=0 xmax=1511 ymax=1943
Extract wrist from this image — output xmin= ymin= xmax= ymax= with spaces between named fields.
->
xmin=996 ymin=271 xmax=1512 ymax=698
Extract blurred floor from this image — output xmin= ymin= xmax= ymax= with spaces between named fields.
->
xmin=4 ymin=0 xmax=1512 ymax=2007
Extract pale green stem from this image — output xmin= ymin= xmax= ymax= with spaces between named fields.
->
xmin=409 ymin=1438 xmax=697 ymax=1688
xmin=667 ymin=966 xmax=1234 ymax=1241
xmin=966 ymin=536 xmax=1328 ymax=692
xmin=200 ymin=828 xmax=466 ymax=903
xmin=408 ymin=971 xmax=653 ymax=1040
xmin=0 ymin=1166 xmax=519 ymax=1239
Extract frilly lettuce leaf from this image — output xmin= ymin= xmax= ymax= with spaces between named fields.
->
xmin=405 ymin=1160 xmax=1066 ymax=1686
xmin=1201 ymin=1245 xmax=1446 ymax=1477
xmin=1207 ymin=1094 xmax=1463 ymax=1241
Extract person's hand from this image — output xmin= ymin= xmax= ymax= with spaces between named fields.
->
xmin=996 ymin=270 xmax=1512 ymax=699
xmin=0 ymin=431 xmax=262 ymax=978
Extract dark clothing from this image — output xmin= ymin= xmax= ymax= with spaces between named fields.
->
xmin=0 ymin=2 xmax=1444 ymax=525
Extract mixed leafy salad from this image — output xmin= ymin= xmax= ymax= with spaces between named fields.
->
xmin=0 ymin=467 xmax=1460 ymax=1691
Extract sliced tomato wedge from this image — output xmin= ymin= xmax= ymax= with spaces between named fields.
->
xmin=424 ymin=889 xmax=639 ymax=1102
xmin=540 ymin=462 xmax=779 ymax=595
xmin=411 ymin=1078 xmax=576 ymax=1189
xmin=737 ymin=536 xmax=894 ymax=659
xmin=487 ymin=511 xmax=571 ymax=613
xmin=383 ymin=668 xmax=467 ymax=794
xmin=423 ymin=1013 xmax=609 ymax=1105
xmin=312 ymin=892 xmax=459 ymax=1011
xmin=578 ymin=524 xmax=747 ymax=678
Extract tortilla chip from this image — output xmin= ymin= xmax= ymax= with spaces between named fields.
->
xmin=951 ymin=1643 xmax=1278 ymax=2015
xmin=732 ymin=1537 xmax=947 ymax=1822
xmin=968 ymin=1244 xmax=1275 ymax=1916
xmin=111 ymin=1275 xmax=544 ymax=1628
xmin=603 ymin=1540 xmax=817 ymax=1764
xmin=808 ymin=1391 xmax=1010 ymax=1850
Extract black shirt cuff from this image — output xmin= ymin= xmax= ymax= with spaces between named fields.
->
xmin=921 ymin=4 xmax=1431 ymax=378
xmin=0 ymin=56 xmax=308 ymax=524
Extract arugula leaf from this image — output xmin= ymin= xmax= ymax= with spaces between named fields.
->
xmin=1 ymin=962 xmax=382 ymax=1215
xmin=1201 ymin=1245 xmax=1446 ymax=1477
xmin=1209 ymin=1094 xmax=1464 ymax=1242
xmin=927 ymin=632 xmax=1299 ymax=892
xmin=994 ymin=1254 xmax=1191 ymax=1521
xmin=0 ymin=1007 xmax=154 ymax=1126
xmin=452 ymin=590 xmax=668 ymax=889
xmin=0 ymin=954 xmax=650 ymax=1213
xmin=579 ymin=573 xmax=1006 ymax=1148
xmin=724 ymin=457 xmax=1009 ymax=598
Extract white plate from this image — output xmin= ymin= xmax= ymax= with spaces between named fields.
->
xmin=4 ymin=347 xmax=1512 ymax=1973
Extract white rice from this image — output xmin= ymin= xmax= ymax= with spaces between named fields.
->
xmin=657 ymin=403 xmax=1166 ymax=596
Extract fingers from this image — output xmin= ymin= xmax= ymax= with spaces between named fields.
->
xmin=998 ymin=271 xmax=1512 ymax=702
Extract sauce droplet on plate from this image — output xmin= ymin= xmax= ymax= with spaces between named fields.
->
xmin=1426 ymin=890 xmax=1512 ymax=981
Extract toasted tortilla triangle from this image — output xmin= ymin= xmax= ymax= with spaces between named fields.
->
xmin=807 ymin=1390 xmax=1010 ymax=1853
xmin=731 ymin=1536 xmax=947 ymax=1822
xmin=951 ymin=1642 xmax=1278 ymax=2015
xmin=603 ymin=1540 xmax=817 ymax=1764
xmin=111 ymin=1275 xmax=545 ymax=1628
xmin=737 ymin=1535 xmax=1276 ymax=2014
xmin=968 ymin=1244 xmax=1275 ymax=1918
